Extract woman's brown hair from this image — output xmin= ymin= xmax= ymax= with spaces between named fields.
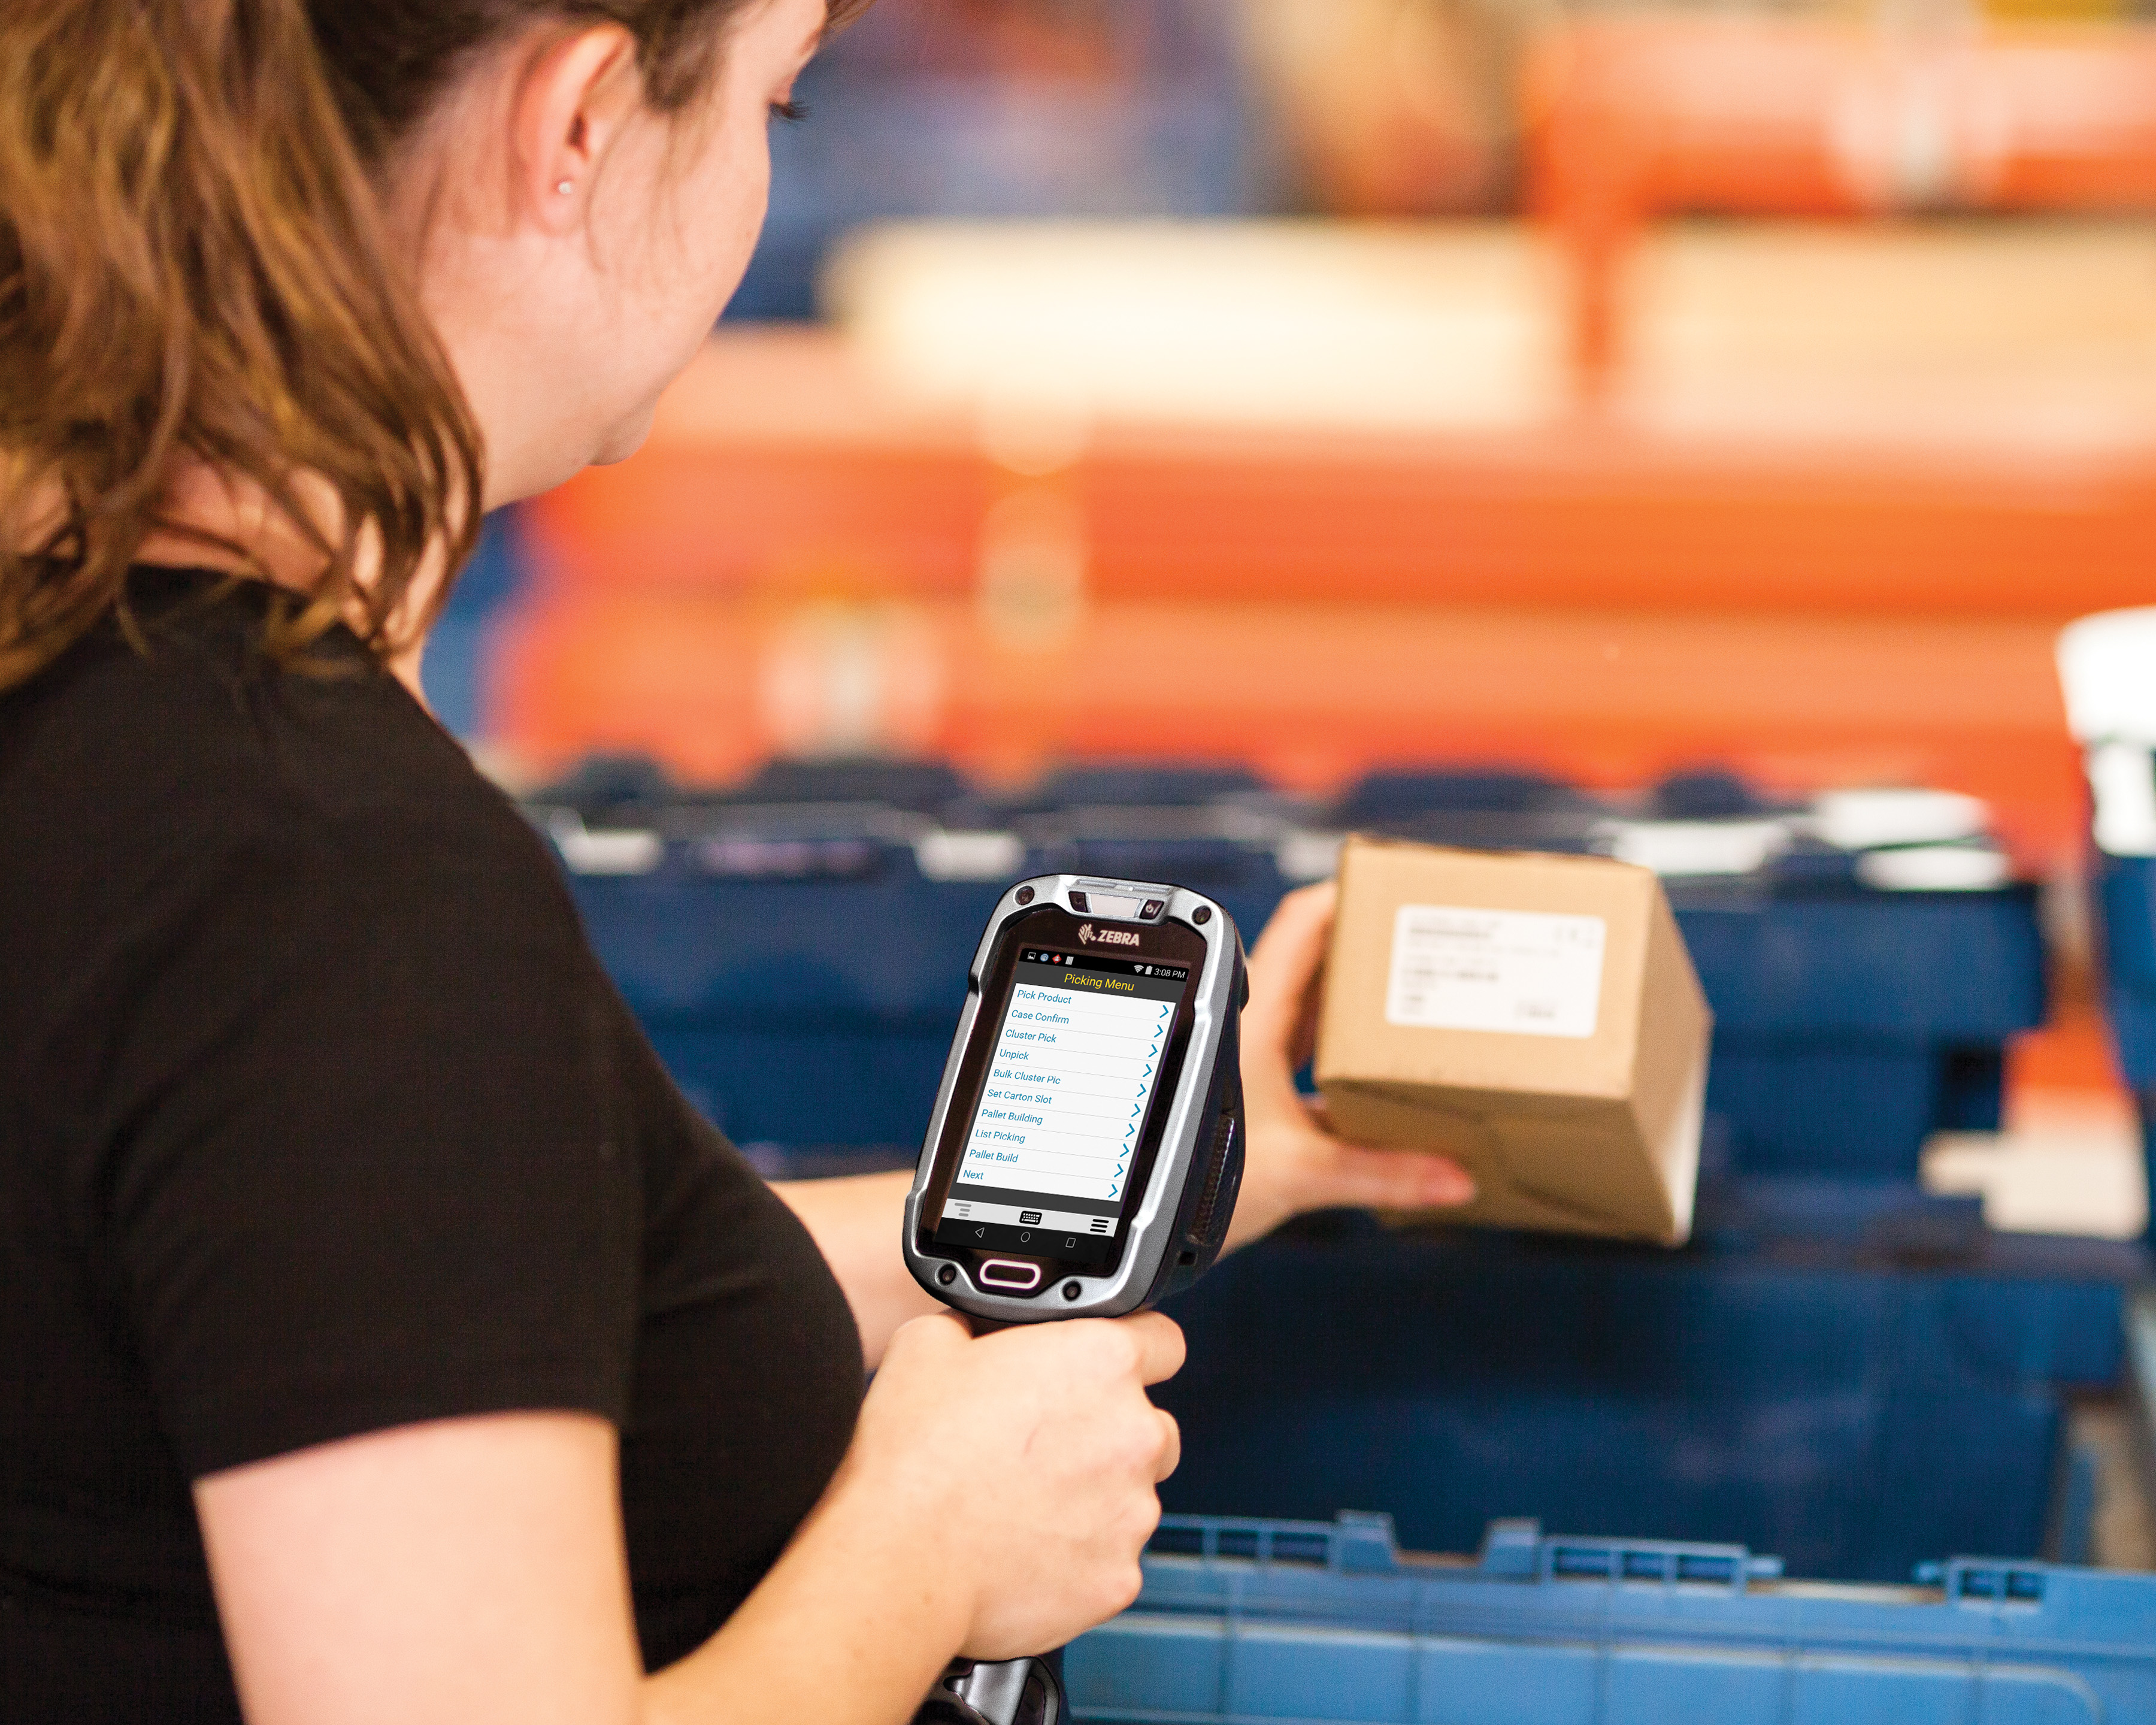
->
xmin=0 ymin=0 xmax=831 ymax=691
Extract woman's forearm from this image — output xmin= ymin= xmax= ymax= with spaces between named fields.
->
xmin=773 ymin=1171 xmax=943 ymax=1367
xmin=641 ymin=1447 xmax=963 ymax=1725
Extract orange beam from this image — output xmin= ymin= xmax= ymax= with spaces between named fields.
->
xmin=492 ymin=591 xmax=2085 ymax=868
xmin=531 ymin=368 xmax=2156 ymax=618
xmin=1526 ymin=17 xmax=2156 ymax=387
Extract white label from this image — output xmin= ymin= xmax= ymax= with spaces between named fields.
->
xmin=1385 ymin=904 xmax=1607 ymax=1039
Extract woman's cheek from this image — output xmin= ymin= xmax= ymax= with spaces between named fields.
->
xmin=701 ymin=132 xmax=774 ymax=316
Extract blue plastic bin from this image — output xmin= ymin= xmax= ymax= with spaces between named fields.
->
xmin=1670 ymin=880 xmax=2045 ymax=1180
xmin=537 ymin=765 xmax=1294 ymax=1154
xmin=1150 ymin=1213 xmax=2146 ymax=1583
xmin=1021 ymin=762 xmax=1276 ymax=812
xmin=728 ymin=756 xmax=981 ymax=817
xmin=1064 ymin=1511 xmax=2156 ymax=1724
xmin=2094 ymin=851 xmax=2156 ymax=1242
xmin=535 ymin=760 xmax=2048 ymax=1184
xmin=540 ymin=801 xmax=1016 ymax=1150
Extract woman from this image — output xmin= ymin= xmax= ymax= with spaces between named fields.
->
xmin=0 ymin=2 xmax=1476 ymax=1721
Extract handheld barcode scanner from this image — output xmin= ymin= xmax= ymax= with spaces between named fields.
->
xmin=904 ymin=876 xmax=1247 ymax=1325
xmin=904 ymin=877 xmax=1247 ymax=1725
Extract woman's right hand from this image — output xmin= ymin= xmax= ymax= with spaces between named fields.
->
xmin=837 ymin=1309 xmax=1186 ymax=1661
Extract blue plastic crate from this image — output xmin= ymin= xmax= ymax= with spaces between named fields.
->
xmin=2095 ymin=852 xmax=2156 ymax=1089
xmin=540 ymin=806 xmax=1016 ymax=1149
xmin=1065 ymin=1511 xmax=2156 ymax=1724
xmin=2090 ymin=853 xmax=2156 ymax=1245
xmin=1670 ymin=880 xmax=2045 ymax=1180
xmin=1151 ymin=1214 xmax=2148 ymax=1583
xmin=728 ymin=756 xmax=982 ymax=818
xmin=534 ymin=762 xmax=2045 ymax=1184
xmin=535 ymin=771 xmax=1289 ymax=1153
xmin=1335 ymin=770 xmax=1598 ymax=826
xmin=1021 ymin=762 xmax=1276 ymax=812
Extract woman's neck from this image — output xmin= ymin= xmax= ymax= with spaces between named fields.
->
xmin=134 ymin=462 xmax=439 ymax=705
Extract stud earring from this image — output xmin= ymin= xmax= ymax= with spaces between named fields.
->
xmin=556 ymin=180 xmax=574 ymax=196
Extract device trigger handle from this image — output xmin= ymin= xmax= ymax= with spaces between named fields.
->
xmin=913 ymin=1657 xmax=1065 ymax=1725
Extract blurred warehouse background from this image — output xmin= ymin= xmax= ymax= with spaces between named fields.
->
xmin=435 ymin=0 xmax=2156 ymax=1230
xmin=425 ymin=0 xmax=2156 ymax=1575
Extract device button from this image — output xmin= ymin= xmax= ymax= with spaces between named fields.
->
xmin=979 ymin=1259 xmax=1044 ymax=1291
xmin=1141 ymin=899 xmax=1165 ymax=919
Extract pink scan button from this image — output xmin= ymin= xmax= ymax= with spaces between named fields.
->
xmin=979 ymin=1259 xmax=1044 ymax=1291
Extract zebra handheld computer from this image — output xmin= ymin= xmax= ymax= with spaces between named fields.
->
xmin=903 ymin=875 xmax=1246 ymax=1325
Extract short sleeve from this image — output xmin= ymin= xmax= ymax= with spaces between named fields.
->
xmin=69 ymin=799 xmax=641 ymax=1479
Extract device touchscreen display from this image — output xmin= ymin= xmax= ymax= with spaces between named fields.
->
xmin=931 ymin=944 xmax=1193 ymax=1266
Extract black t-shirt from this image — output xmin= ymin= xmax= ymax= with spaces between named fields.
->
xmin=0 ymin=569 xmax=865 ymax=1721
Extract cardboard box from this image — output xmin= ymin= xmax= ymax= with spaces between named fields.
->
xmin=1316 ymin=836 xmax=1712 ymax=1245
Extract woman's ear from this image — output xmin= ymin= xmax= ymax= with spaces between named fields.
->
xmin=508 ymin=25 xmax=642 ymax=235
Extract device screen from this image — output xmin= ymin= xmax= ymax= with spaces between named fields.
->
xmin=928 ymin=936 xmax=1198 ymax=1270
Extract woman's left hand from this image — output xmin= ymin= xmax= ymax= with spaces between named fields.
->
xmin=1225 ymin=882 xmax=1476 ymax=1253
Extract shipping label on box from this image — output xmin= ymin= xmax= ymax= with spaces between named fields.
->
xmin=1316 ymin=837 xmax=1712 ymax=1245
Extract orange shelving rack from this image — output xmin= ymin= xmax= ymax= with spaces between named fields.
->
xmin=506 ymin=268 xmax=2155 ymax=874
xmin=1527 ymin=16 xmax=2156 ymax=390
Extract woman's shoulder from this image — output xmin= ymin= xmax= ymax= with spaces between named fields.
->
xmin=1 ymin=575 xmax=579 ymax=969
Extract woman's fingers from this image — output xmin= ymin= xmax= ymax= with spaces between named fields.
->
xmin=1241 ymin=881 xmax=1338 ymax=1088
xmin=1224 ymin=1097 xmax=1477 ymax=1251
xmin=1229 ymin=883 xmax=1475 ymax=1248
xmin=1118 ymin=1311 xmax=1188 ymax=1387
xmin=1300 ymin=1132 xmax=1477 ymax=1213
xmin=1152 ymin=1409 xmax=1182 ymax=1483
xmin=1295 ymin=1096 xmax=1477 ymax=1208
xmin=888 ymin=1308 xmax=976 ymax=1362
